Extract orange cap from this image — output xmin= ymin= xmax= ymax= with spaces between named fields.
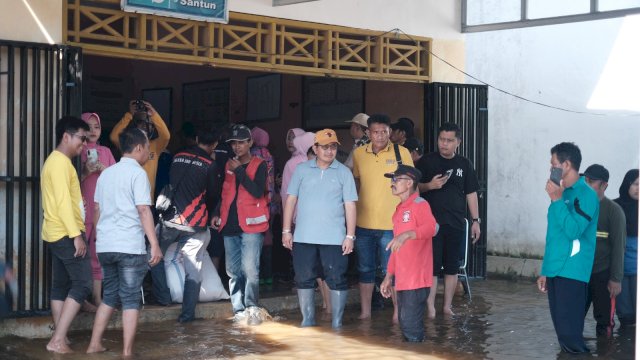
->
xmin=314 ymin=129 xmax=341 ymax=146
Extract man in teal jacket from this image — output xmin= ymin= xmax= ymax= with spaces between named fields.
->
xmin=537 ymin=142 xmax=599 ymax=354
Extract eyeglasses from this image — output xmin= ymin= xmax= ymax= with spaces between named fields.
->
xmin=391 ymin=176 xmax=412 ymax=183
xmin=70 ymin=133 xmax=89 ymax=143
xmin=317 ymin=143 xmax=338 ymax=151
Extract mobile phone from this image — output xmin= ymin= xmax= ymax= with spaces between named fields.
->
xmin=87 ymin=149 xmax=98 ymax=164
xmin=550 ymin=167 xmax=562 ymax=186
xmin=443 ymin=169 xmax=453 ymax=178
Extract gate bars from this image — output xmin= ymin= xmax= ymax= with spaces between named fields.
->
xmin=425 ymin=82 xmax=488 ymax=278
xmin=0 ymin=40 xmax=82 ymax=315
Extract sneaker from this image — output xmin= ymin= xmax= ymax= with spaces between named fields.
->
xmin=232 ymin=309 xmax=248 ymax=323
xmin=246 ymin=307 xmax=263 ymax=326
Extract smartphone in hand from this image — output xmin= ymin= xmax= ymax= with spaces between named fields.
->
xmin=550 ymin=167 xmax=562 ymax=186
xmin=443 ymin=169 xmax=453 ymax=179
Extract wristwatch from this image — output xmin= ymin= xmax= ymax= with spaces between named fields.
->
xmin=346 ymin=235 xmax=356 ymax=241
xmin=472 ymin=218 xmax=481 ymax=224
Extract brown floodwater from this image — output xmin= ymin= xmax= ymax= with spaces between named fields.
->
xmin=0 ymin=278 xmax=635 ymax=359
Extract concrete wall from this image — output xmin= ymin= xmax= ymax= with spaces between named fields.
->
xmin=0 ymin=0 xmax=63 ymax=44
xmin=466 ymin=17 xmax=640 ymax=257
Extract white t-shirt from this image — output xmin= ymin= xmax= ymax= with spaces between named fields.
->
xmin=94 ymin=157 xmax=151 ymax=254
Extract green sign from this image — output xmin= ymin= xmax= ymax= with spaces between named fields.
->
xmin=122 ymin=0 xmax=228 ymax=23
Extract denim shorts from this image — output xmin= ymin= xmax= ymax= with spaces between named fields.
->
xmin=354 ymin=227 xmax=394 ymax=283
xmin=47 ymin=235 xmax=92 ymax=304
xmin=98 ymin=252 xmax=148 ymax=310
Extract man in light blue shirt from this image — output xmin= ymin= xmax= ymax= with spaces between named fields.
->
xmin=282 ymin=128 xmax=357 ymax=329
xmin=88 ymin=128 xmax=162 ymax=357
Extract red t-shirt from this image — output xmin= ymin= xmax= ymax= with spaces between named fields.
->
xmin=388 ymin=192 xmax=437 ymax=291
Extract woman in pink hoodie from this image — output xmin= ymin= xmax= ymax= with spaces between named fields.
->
xmin=280 ymin=132 xmax=315 ymax=205
xmin=286 ymin=128 xmax=305 ymax=153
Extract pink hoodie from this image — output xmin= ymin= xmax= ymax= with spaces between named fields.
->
xmin=280 ymin=132 xmax=315 ymax=209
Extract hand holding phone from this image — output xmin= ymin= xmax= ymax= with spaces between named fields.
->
xmin=444 ymin=169 xmax=453 ymax=179
xmin=87 ymin=149 xmax=98 ymax=164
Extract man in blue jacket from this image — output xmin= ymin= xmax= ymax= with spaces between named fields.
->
xmin=537 ymin=142 xmax=599 ymax=354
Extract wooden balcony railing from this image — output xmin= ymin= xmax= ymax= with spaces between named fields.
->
xmin=64 ymin=0 xmax=432 ymax=82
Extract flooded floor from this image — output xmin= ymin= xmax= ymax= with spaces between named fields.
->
xmin=0 ymin=278 xmax=635 ymax=359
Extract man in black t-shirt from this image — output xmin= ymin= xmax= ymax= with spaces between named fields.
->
xmin=416 ymin=122 xmax=480 ymax=318
xmin=150 ymin=129 xmax=219 ymax=323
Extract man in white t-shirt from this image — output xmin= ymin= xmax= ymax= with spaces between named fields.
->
xmin=87 ymin=128 xmax=162 ymax=357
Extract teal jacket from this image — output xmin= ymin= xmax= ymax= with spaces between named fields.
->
xmin=541 ymin=176 xmax=599 ymax=283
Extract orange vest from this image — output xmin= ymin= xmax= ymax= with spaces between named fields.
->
xmin=219 ymin=157 xmax=269 ymax=233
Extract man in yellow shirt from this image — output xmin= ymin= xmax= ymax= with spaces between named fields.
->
xmin=110 ymin=100 xmax=170 ymax=199
xmin=41 ymin=116 xmax=93 ymax=353
xmin=352 ymin=114 xmax=413 ymax=322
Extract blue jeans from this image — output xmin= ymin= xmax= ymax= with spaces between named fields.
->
xmin=98 ymin=253 xmax=148 ymax=310
xmin=354 ymin=227 xmax=393 ymax=283
xmin=616 ymin=274 xmax=637 ymax=326
xmin=224 ymin=232 xmax=264 ymax=313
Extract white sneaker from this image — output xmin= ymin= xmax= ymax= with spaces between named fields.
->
xmin=232 ymin=309 xmax=248 ymax=323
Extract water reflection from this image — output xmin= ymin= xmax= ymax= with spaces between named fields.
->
xmin=0 ymin=279 xmax=634 ymax=359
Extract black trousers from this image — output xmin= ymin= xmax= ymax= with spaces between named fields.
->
xmin=293 ymin=242 xmax=348 ymax=290
xmin=397 ymin=287 xmax=430 ymax=342
xmin=547 ymin=276 xmax=590 ymax=353
xmin=585 ymin=269 xmax=613 ymax=335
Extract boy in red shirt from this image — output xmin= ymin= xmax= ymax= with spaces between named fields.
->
xmin=381 ymin=165 xmax=438 ymax=342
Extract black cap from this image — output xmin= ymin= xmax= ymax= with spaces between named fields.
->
xmin=226 ymin=124 xmax=252 ymax=142
xmin=403 ymin=137 xmax=423 ymax=155
xmin=390 ymin=118 xmax=414 ymax=136
xmin=582 ymin=164 xmax=609 ymax=182
xmin=384 ymin=164 xmax=422 ymax=182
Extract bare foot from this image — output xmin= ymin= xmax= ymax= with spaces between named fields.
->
xmin=81 ymin=301 xmax=98 ymax=313
xmin=427 ymin=306 xmax=436 ymax=319
xmin=47 ymin=340 xmax=73 ymax=354
xmin=48 ymin=324 xmax=72 ymax=344
xmin=86 ymin=344 xmax=107 ymax=353
xmin=443 ymin=307 xmax=455 ymax=317
xmin=358 ymin=313 xmax=371 ymax=320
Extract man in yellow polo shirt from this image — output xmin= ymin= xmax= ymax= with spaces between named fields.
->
xmin=352 ymin=114 xmax=413 ymax=322
xmin=41 ymin=116 xmax=93 ymax=353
